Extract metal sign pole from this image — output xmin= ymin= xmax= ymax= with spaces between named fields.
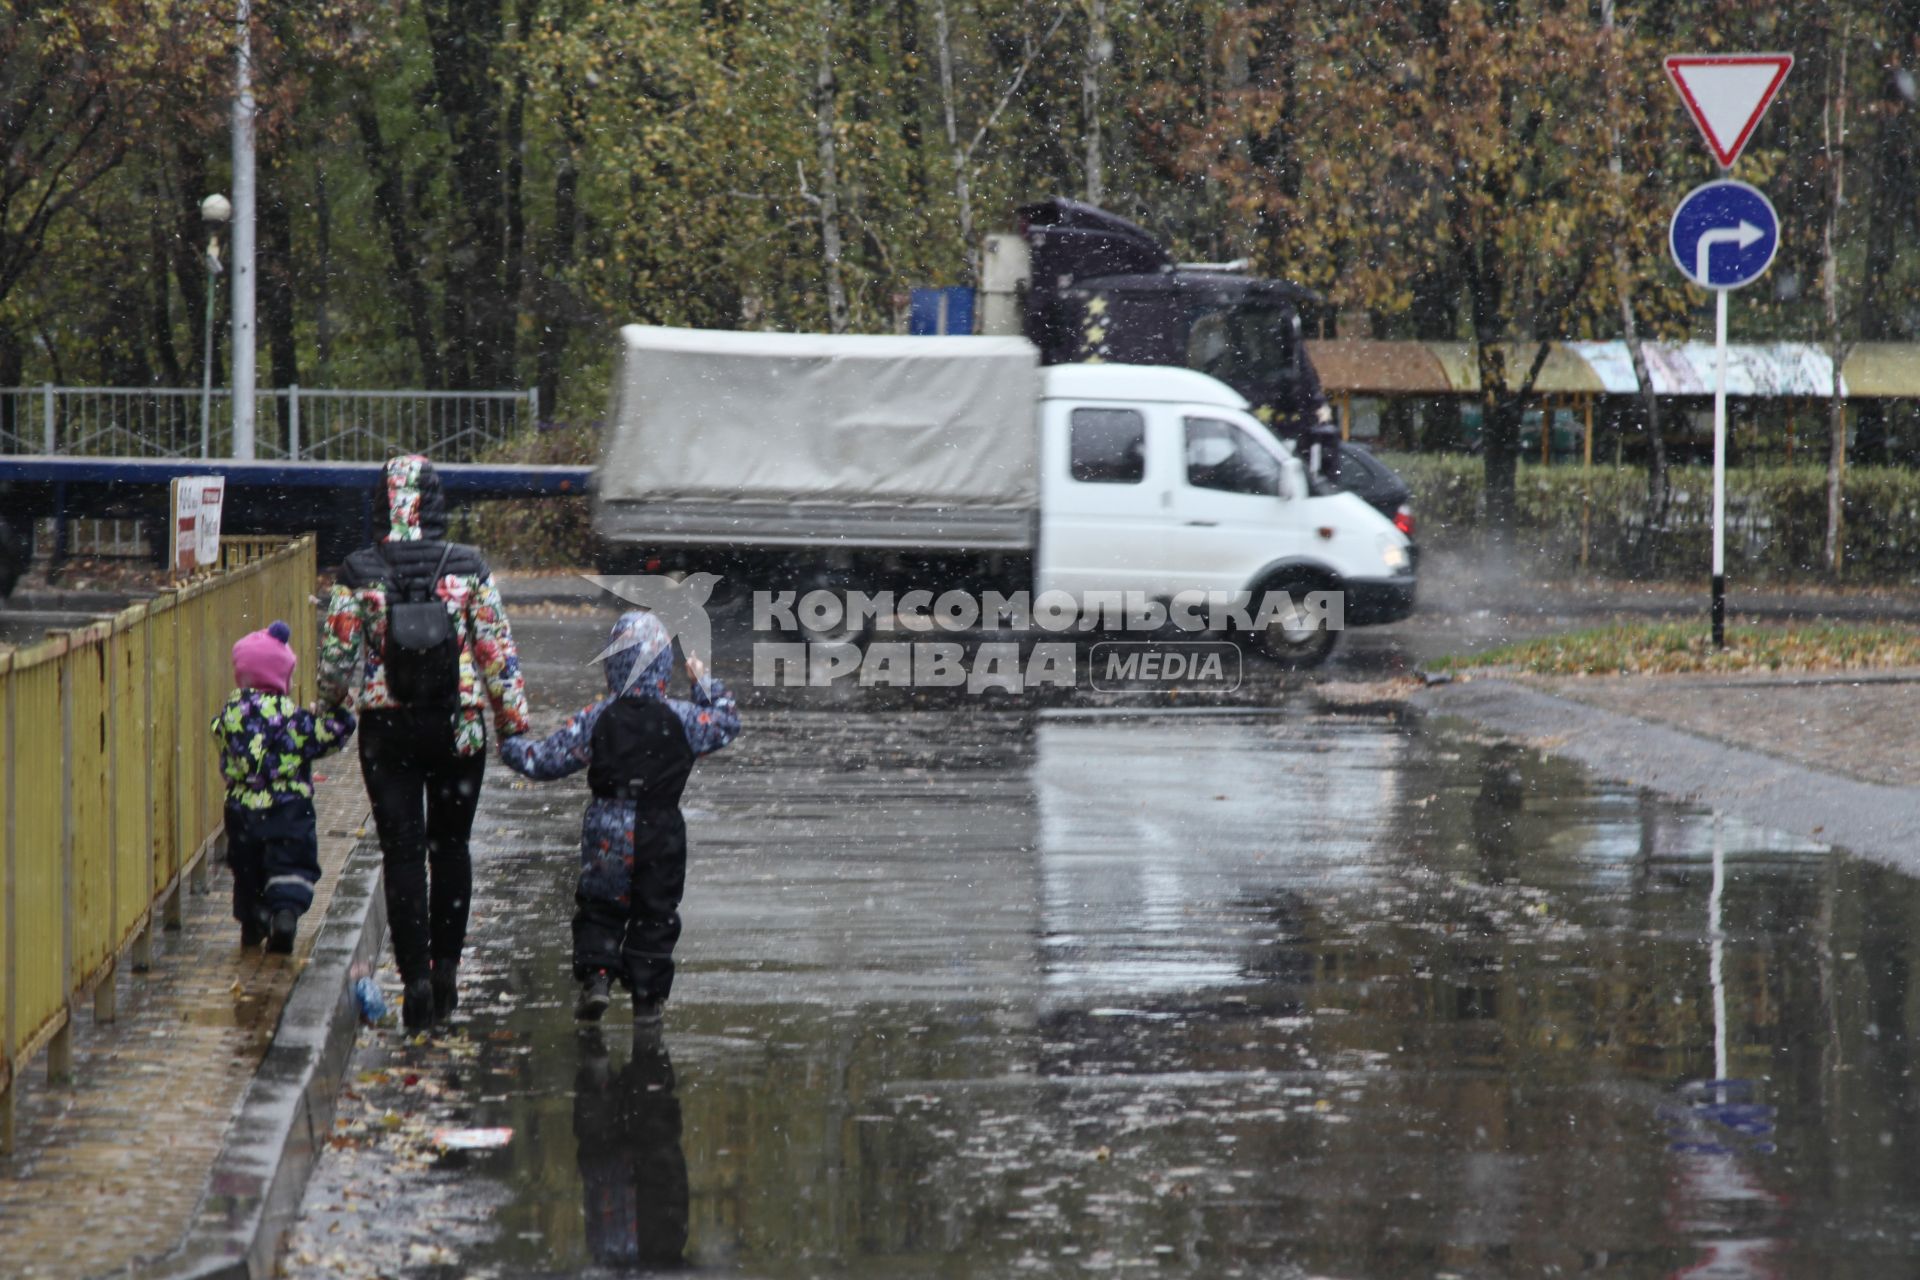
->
xmin=1665 ymin=51 xmax=1792 ymax=652
xmin=1712 ymin=287 xmax=1728 ymax=648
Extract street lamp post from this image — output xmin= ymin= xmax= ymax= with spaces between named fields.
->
xmin=231 ymin=0 xmax=257 ymax=460
xmin=199 ymin=194 xmax=231 ymax=459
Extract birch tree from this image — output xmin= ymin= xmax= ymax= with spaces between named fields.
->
xmin=1820 ymin=21 xmax=1852 ymax=574
xmin=812 ymin=3 xmax=850 ymax=333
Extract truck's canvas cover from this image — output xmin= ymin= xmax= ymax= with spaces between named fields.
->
xmin=601 ymin=326 xmax=1040 ymax=512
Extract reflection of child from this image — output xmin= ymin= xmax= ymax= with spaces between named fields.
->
xmin=574 ymin=1028 xmax=688 ymax=1268
xmin=211 ymin=622 xmax=355 ymax=952
xmin=501 ymin=611 xmax=739 ymax=1024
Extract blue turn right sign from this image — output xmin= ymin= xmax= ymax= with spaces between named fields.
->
xmin=1669 ymin=180 xmax=1780 ymax=290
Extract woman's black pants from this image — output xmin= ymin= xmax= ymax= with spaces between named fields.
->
xmin=359 ymin=709 xmax=486 ymax=982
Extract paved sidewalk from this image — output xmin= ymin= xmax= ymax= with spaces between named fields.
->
xmin=1536 ymin=668 xmax=1920 ymax=788
xmin=0 ymin=761 xmax=371 ymax=1279
xmin=1416 ymin=671 xmax=1920 ymax=877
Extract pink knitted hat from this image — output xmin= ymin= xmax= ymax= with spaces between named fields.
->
xmin=232 ymin=621 xmax=297 ymax=695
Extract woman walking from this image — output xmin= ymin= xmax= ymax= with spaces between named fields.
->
xmin=319 ymin=454 xmax=530 ymax=1030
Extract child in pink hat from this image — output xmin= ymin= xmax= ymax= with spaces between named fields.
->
xmin=210 ymin=621 xmax=356 ymax=952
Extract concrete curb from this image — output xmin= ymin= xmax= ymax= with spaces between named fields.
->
xmin=137 ymin=839 xmax=386 ymax=1280
xmin=1413 ymin=677 xmax=1920 ymax=878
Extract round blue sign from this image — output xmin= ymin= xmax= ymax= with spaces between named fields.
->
xmin=1669 ymin=180 xmax=1780 ymax=290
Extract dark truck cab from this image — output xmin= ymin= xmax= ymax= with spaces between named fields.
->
xmin=1016 ymin=198 xmax=1342 ymax=479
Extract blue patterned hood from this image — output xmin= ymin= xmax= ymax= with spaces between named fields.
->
xmin=597 ymin=611 xmax=674 ymax=698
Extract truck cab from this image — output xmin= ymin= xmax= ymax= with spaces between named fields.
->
xmin=995 ymin=198 xmax=1342 ymax=480
xmin=1038 ymin=365 xmax=1415 ymax=662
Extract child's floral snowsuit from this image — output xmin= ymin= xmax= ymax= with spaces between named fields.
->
xmin=317 ymin=455 xmax=529 ymax=754
xmin=211 ymin=684 xmax=354 ymax=924
xmin=212 ymin=689 xmax=355 ymax=810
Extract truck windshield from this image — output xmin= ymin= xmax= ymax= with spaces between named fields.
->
xmin=1184 ymin=304 xmax=1298 ymax=394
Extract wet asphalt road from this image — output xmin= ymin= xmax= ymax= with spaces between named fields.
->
xmin=280 ymin=611 xmax=1920 ymax=1280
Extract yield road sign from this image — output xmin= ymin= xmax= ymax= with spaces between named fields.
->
xmin=1669 ymin=180 xmax=1779 ymax=290
xmin=1665 ymin=54 xmax=1793 ymax=169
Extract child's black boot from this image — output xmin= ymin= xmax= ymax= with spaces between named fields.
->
xmin=576 ymin=970 xmax=613 ymax=1022
xmin=239 ymin=907 xmax=269 ymax=949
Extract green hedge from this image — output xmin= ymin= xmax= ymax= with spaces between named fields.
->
xmin=1376 ymin=452 xmax=1920 ymax=582
xmin=460 ymin=424 xmax=598 ymax=568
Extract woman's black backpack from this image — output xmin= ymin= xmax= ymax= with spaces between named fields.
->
xmin=382 ymin=542 xmax=460 ymax=707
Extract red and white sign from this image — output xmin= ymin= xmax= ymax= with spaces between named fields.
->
xmin=169 ymin=475 xmax=225 ymax=574
xmin=1665 ymin=54 xmax=1793 ymax=169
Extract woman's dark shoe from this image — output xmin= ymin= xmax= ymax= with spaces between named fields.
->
xmin=576 ymin=970 xmax=613 ymax=1022
xmin=239 ymin=916 xmax=267 ymax=949
xmin=402 ymin=976 xmax=436 ymax=1032
xmin=430 ymin=962 xmax=459 ymax=1025
xmin=266 ymin=909 xmax=298 ymax=955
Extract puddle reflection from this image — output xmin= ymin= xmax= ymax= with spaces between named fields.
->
xmin=574 ymin=1027 xmax=689 ymax=1270
xmin=297 ymin=706 xmax=1920 ymax=1279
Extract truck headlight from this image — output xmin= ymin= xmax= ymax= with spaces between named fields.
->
xmin=1380 ymin=538 xmax=1410 ymax=572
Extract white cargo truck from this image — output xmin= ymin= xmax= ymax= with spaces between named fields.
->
xmin=595 ymin=325 xmax=1414 ymax=665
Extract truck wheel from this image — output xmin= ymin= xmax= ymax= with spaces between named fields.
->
xmin=1244 ymin=574 xmax=1339 ymax=669
xmin=782 ymin=569 xmax=875 ymax=648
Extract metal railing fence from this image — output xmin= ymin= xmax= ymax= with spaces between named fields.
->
xmin=0 ymin=385 xmax=539 ymax=462
xmin=0 ymin=536 xmax=317 ymax=1150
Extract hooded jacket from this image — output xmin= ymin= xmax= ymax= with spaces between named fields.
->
xmin=211 ymin=689 xmax=356 ymax=810
xmin=500 ymin=612 xmax=739 ymax=905
xmin=317 ymin=455 xmax=530 ymax=755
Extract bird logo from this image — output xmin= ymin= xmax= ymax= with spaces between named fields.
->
xmin=583 ymin=572 xmax=722 ymax=688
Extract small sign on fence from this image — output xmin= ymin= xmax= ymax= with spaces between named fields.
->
xmin=169 ymin=475 xmax=225 ymax=574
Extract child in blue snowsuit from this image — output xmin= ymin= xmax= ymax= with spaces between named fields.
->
xmin=501 ymin=612 xmax=740 ymax=1023
xmin=211 ymin=621 xmax=356 ymax=953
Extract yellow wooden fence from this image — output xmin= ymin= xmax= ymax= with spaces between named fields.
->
xmin=0 ymin=535 xmax=317 ymax=1150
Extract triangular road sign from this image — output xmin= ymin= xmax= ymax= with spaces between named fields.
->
xmin=1665 ymin=54 xmax=1793 ymax=169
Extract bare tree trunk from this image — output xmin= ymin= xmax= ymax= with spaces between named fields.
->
xmin=421 ymin=0 xmax=514 ymax=388
xmin=1220 ymin=0 xmax=1251 ymax=260
xmin=259 ymin=142 xmax=299 ymax=453
xmin=147 ymin=178 xmax=185 ymax=386
xmin=938 ymin=7 xmax=1064 ymax=282
xmin=355 ymin=99 xmax=441 ymax=386
xmin=815 ymin=8 xmax=850 ymax=334
xmin=504 ymin=0 xmax=534 ymax=350
xmin=1477 ymin=343 xmax=1518 ymax=542
xmin=933 ymin=0 xmax=974 ymax=281
xmin=1082 ymin=0 xmax=1106 ymax=205
xmin=1600 ymin=0 xmax=1665 ymax=565
xmin=314 ymin=167 xmax=333 ymax=378
xmin=537 ymin=111 xmax=580 ymax=419
xmin=1821 ymin=25 xmax=1851 ymax=575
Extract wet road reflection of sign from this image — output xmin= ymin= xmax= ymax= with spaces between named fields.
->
xmin=1663 ymin=814 xmax=1785 ymax=1280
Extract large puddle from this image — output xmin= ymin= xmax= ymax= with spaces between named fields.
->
xmin=289 ymin=702 xmax=1920 ymax=1279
